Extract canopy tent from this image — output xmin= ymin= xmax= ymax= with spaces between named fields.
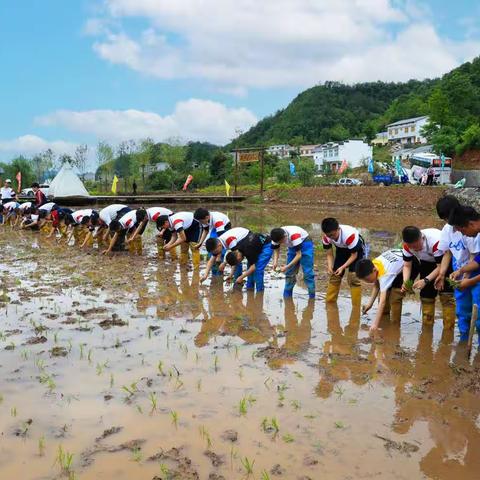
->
xmin=48 ymin=162 xmax=90 ymax=198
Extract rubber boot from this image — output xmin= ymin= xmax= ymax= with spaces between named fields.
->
xmin=326 ymin=274 xmax=342 ymax=303
xmin=421 ymin=297 xmax=436 ymax=326
xmin=389 ymin=288 xmax=404 ymax=323
xmin=191 ymin=247 xmax=200 ymax=268
xmin=180 ymin=243 xmax=189 ymax=265
xmin=439 ymin=293 xmax=456 ymax=330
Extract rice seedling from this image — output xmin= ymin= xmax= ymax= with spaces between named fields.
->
xmin=38 ymin=436 xmax=46 ymax=456
xmin=199 ymin=425 xmax=212 ymax=449
xmin=131 ymin=447 xmax=142 ymax=462
xmin=261 ymin=470 xmax=271 ymax=480
xmin=148 ymin=392 xmax=157 ymax=411
xmin=87 ymin=348 xmax=93 ymax=363
xmin=213 ymin=354 xmax=219 ymax=372
xmin=335 ymin=421 xmax=345 ymax=429
xmin=195 ymin=352 xmax=200 ymax=363
xmin=196 ymin=379 xmax=202 ymax=391
xmin=54 ymin=332 xmax=58 ymax=343
xmin=21 ymin=349 xmax=28 ymax=361
xmin=114 ymin=337 xmax=121 ymax=348
xmin=157 ymin=360 xmax=165 ymax=376
xmin=54 ymin=445 xmax=74 ymax=474
xmin=293 ymin=371 xmax=304 ymax=379
xmin=121 ymin=382 xmax=138 ymax=397
xmin=271 ymin=417 xmax=280 ymax=433
xmin=282 ymin=433 xmax=294 ymax=443
xmin=147 ymin=327 xmax=152 ymax=339
xmin=136 ymin=405 xmax=143 ymax=414
xmin=174 ymin=379 xmax=184 ymax=391
xmin=403 ymin=279 xmax=415 ymax=294
xmin=291 ymin=399 xmax=301 ymax=410
xmin=159 ymin=463 xmax=170 ymax=476
xmin=170 ymin=410 xmax=179 ymax=427
xmin=238 ymin=367 xmax=244 ymax=379
xmin=79 ymin=343 xmax=84 ymax=360
xmin=67 ymin=339 xmax=73 ymax=352
xmin=446 ymin=278 xmax=461 ymax=289
xmin=11 ymin=406 xmax=17 ymax=417
xmin=334 ymin=385 xmax=345 ymax=399
xmin=238 ymin=397 xmax=248 ymax=416
xmin=241 ymin=456 xmax=255 ymax=476
xmin=110 ymin=373 xmax=114 ymax=388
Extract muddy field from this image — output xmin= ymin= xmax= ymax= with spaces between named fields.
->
xmin=0 ymin=204 xmax=479 ymax=480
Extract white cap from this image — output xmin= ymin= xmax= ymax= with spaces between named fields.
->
xmin=5 ymin=179 xmax=11 ymax=183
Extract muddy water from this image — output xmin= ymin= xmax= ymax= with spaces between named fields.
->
xmin=0 ymin=204 xmax=479 ymax=480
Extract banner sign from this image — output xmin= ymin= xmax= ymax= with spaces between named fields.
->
xmin=238 ymin=151 xmax=261 ymax=163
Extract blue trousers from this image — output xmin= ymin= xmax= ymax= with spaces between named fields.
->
xmin=453 ymin=257 xmax=480 ymax=340
xmin=235 ymin=243 xmax=273 ymax=292
xmin=284 ymin=240 xmax=315 ymax=298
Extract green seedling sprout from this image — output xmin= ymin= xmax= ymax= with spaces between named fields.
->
xmin=170 ymin=410 xmax=179 ymax=427
xmin=148 ymin=392 xmax=157 ymax=411
xmin=334 ymin=385 xmax=345 ymax=398
xmin=11 ymin=406 xmax=17 ymax=417
xmin=38 ymin=436 xmax=46 ymax=456
xmin=446 ymin=278 xmax=461 ymax=289
xmin=403 ymin=279 xmax=415 ymax=294
xmin=110 ymin=373 xmax=114 ymax=388
xmin=131 ymin=447 xmax=142 ymax=462
xmin=54 ymin=445 xmax=74 ymax=474
xmin=291 ymin=400 xmax=301 ymax=410
xmin=261 ymin=470 xmax=271 ymax=480
xmin=241 ymin=456 xmax=255 ymax=476
xmin=282 ymin=433 xmax=294 ymax=443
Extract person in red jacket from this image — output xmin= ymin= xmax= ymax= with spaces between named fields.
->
xmin=32 ymin=183 xmax=47 ymax=208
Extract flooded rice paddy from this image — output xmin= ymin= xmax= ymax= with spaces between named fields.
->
xmin=0 ymin=204 xmax=479 ymax=480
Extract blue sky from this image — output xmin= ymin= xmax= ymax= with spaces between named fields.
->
xmin=0 ymin=0 xmax=478 ymax=164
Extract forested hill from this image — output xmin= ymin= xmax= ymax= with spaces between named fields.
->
xmin=231 ymin=56 xmax=480 ymax=156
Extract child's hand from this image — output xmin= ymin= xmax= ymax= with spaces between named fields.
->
xmin=369 ymin=324 xmax=381 ymax=336
xmin=280 ymin=265 xmax=287 ymax=273
xmin=327 ymin=266 xmax=334 ymax=275
xmin=235 ymin=277 xmax=244 ymax=285
xmin=413 ymin=279 xmax=426 ymax=290
xmin=458 ymin=278 xmax=472 ymax=291
xmin=362 ymin=304 xmax=372 ymax=315
xmin=434 ymin=275 xmax=445 ymax=291
xmin=334 ymin=266 xmax=345 ymax=276
xmin=200 ymin=274 xmax=208 ymax=284
xmin=449 ymin=270 xmax=462 ymax=281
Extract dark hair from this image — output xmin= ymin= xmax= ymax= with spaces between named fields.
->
xmin=448 ymin=206 xmax=480 ymax=228
xmin=109 ymin=219 xmax=122 ymax=232
xmin=270 ymin=228 xmax=286 ymax=243
xmin=64 ymin=214 xmax=75 ymax=226
xmin=31 ymin=182 xmax=40 ymax=188
xmin=194 ymin=208 xmax=209 ymax=221
xmin=205 ymin=237 xmax=220 ymax=253
xmin=38 ymin=209 xmax=48 ymax=219
xmin=90 ymin=211 xmax=100 ymax=226
xmin=156 ymin=215 xmax=170 ymax=230
xmin=355 ymin=259 xmax=375 ymax=279
xmin=436 ymin=195 xmax=460 ymax=221
xmin=402 ymin=226 xmax=421 ymax=243
xmin=80 ymin=215 xmax=91 ymax=225
xmin=135 ymin=207 xmax=147 ymax=224
xmin=321 ymin=217 xmax=339 ymax=234
xmin=225 ymin=251 xmax=241 ymax=266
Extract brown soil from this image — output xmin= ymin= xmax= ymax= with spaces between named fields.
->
xmin=263 ymin=185 xmax=446 ymax=211
xmin=454 ymin=149 xmax=480 ymax=170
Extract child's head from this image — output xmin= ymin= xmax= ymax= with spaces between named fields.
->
xmin=355 ymin=259 xmax=378 ymax=284
xmin=156 ymin=215 xmax=170 ymax=231
xmin=449 ymin=206 xmax=480 ymax=237
xmin=109 ymin=219 xmax=122 ymax=233
xmin=31 ymin=182 xmax=40 ymax=192
xmin=64 ymin=214 xmax=75 ymax=226
xmin=436 ymin=195 xmax=460 ymax=221
xmin=402 ymin=226 xmax=423 ymax=251
xmin=270 ymin=228 xmax=287 ymax=245
xmin=321 ymin=217 xmax=340 ymax=240
xmin=226 ymin=250 xmax=244 ymax=266
xmin=80 ymin=215 xmax=91 ymax=225
xmin=38 ymin=209 xmax=48 ymax=220
xmin=89 ymin=211 xmax=100 ymax=226
xmin=205 ymin=238 xmax=222 ymax=255
xmin=194 ymin=208 xmax=210 ymax=225
xmin=136 ymin=208 xmax=147 ymax=223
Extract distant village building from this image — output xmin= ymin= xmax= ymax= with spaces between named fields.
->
xmin=387 ymin=116 xmax=429 ymax=145
xmin=266 ymin=144 xmax=295 ymax=159
xmin=391 ymin=144 xmax=433 ymax=164
xmin=144 ymin=162 xmax=169 ymax=175
xmin=314 ymin=140 xmax=372 ymax=172
xmin=299 ymin=145 xmax=319 ymax=158
xmin=371 ymin=132 xmax=388 ymax=146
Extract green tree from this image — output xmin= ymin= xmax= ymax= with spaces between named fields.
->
xmin=296 ymin=158 xmax=316 ymax=186
xmin=274 ymin=159 xmax=292 ymax=183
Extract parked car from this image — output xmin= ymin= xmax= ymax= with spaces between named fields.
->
xmin=372 ymin=173 xmax=408 ymax=186
xmin=21 ymin=184 xmax=50 ymax=197
xmin=333 ymin=178 xmax=363 ymax=186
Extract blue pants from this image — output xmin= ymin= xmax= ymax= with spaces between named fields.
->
xmin=453 ymin=258 xmax=480 ymax=340
xmin=235 ymin=243 xmax=273 ymax=292
xmin=284 ymin=240 xmax=315 ymax=298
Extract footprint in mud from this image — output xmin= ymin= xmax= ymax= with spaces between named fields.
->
xmin=98 ymin=314 xmax=128 ymax=329
xmin=25 ymin=335 xmax=47 ymax=345
xmin=50 ymin=346 xmax=68 ymax=357
xmin=204 ymin=450 xmax=225 ymax=467
xmin=374 ymin=434 xmax=419 ymax=457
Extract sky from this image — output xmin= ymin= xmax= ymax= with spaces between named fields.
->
xmin=0 ymin=0 xmax=479 ymax=169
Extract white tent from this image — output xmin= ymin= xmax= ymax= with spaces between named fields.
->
xmin=48 ymin=162 xmax=90 ymax=197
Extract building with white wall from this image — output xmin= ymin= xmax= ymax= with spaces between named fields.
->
xmin=266 ymin=144 xmax=295 ymax=159
xmin=313 ymin=140 xmax=372 ymax=172
xmin=387 ymin=116 xmax=429 ymax=145
xmin=299 ymin=145 xmax=319 ymax=158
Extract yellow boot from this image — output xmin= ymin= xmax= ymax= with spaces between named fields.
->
xmin=347 ymin=272 xmax=362 ymax=307
xmin=389 ymin=288 xmax=405 ymax=323
xmin=439 ymin=293 xmax=456 ymax=330
xmin=191 ymin=246 xmax=200 ymax=268
xmin=421 ymin=297 xmax=436 ymax=326
xmin=326 ymin=274 xmax=342 ymax=303
xmin=180 ymin=243 xmax=189 ymax=264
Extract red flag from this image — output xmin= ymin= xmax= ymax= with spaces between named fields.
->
xmin=182 ymin=174 xmax=193 ymax=191
xmin=338 ymin=160 xmax=348 ymax=175
xmin=16 ymin=171 xmax=22 ymax=193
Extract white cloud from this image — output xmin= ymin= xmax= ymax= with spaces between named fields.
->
xmin=87 ymin=0 xmax=480 ymax=91
xmin=0 ymin=135 xmax=77 ymax=156
xmin=35 ymin=99 xmax=258 ymax=145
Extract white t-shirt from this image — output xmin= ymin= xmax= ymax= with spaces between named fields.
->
xmin=147 ymin=207 xmax=173 ymax=222
xmin=322 ymin=224 xmax=361 ymax=250
xmin=19 ymin=202 xmax=32 ymax=211
xmin=372 ymin=249 xmax=404 ymax=292
xmin=272 ymin=226 xmax=309 ymax=249
xmin=119 ymin=210 xmax=138 ymax=229
xmin=1 ymin=187 xmax=15 ymax=200
xmin=99 ymin=204 xmax=127 ymax=226
xmin=168 ymin=212 xmax=194 ymax=232
xmin=218 ymin=227 xmax=250 ymax=250
xmin=402 ymin=228 xmax=443 ymax=263
xmin=3 ymin=201 xmax=19 ymax=211
xmin=72 ymin=209 xmax=93 ymax=224
xmin=208 ymin=212 xmax=230 ymax=233
xmin=38 ymin=202 xmax=56 ymax=212
xmin=438 ymin=223 xmax=479 ymax=269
